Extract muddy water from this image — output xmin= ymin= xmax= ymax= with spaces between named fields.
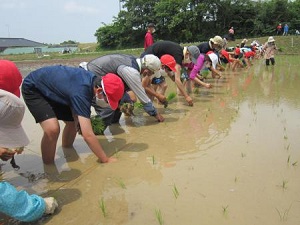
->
xmin=1 ymin=55 xmax=300 ymax=225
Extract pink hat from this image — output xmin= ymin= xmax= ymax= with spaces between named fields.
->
xmin=0 ymin=89 xmax=29 ymax=148
xmin=0 ymin=60 xmax=22 ymax=97
xmin=101 ymin=73 xmax=125 ymax=110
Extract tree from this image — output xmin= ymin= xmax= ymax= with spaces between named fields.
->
xmin=94 ymin=0 xmax=300 ymax=49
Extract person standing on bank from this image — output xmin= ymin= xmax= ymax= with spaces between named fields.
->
xmin=22 ymin=65 xmax=124 ymax=164
xmin=283 ymin=24 xmax=289 ymax=36
xmin=141 ymin=41 xmax=201 ymax=106
xmin=83 ymin=54 xmax=165 ymax=125
xmin=144 ymin=23 xmax=155 ymax=50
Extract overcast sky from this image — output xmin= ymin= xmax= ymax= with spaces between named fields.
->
xmin=0 ymin=0 xmax=120 ymax=44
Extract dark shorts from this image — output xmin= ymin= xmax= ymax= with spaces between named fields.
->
xmin=22 ymin=87 xmax=74 ymax=123
xmin=151 ymin=76 xmax=165 ymax=85
xmin=234 ymin=53 xmax=243 ymax=59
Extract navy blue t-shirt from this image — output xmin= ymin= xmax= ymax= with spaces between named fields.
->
xmin=197 ymin=42 xmax=213 ymax=54
xmin=22 ymin=65 xmax=95 ymax=118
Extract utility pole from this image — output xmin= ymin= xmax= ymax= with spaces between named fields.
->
xmin=6 ymin=24 xmax=10 ymax=38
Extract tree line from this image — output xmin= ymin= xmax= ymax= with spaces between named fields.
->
xmin=95 ymin=0 xmax=300 ymax=50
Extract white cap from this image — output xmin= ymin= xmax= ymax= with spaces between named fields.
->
xmin=0 ymin=89 xmax=29 ymax=148
xmin=268 ymin=36 xmax=275 ymax=42
xmin=141 ymin=54 xmax=161 ymax=77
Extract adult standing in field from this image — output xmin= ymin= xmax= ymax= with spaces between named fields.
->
xmin=228 ymin=27 xmax=235 ymax=41
xmin=22 ymin=65 xmax=124 ymax=164
xmin=262 ymin=36 xmax=277 ymax=66
xmin=144 ymin=23 xmax=155 ymax=50
xmin=283 ymin=24 xmax=289 ymax=36
xmin=84 ymin=54 xmax=165 ymax=125
xmin=276 ymin=23 xmax=282 ymax=35
xmin=141 ymin=40 xmax=200 ymax=106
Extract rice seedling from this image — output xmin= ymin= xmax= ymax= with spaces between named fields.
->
xmin=152 ymin=155 xmax=156 ymax=165
xmin=281 ymin=180 xmax=288 ymax=190
xmin=172 ymin=183 xmax=179 ymax=199
xmin=287 ymin=155 xmax=290 ymax=164
xmin=275 ymin=205 xmax=292 ymax=221
xmin=292 ymin=161 xmax=298 ymax=167
xmin=234 ymin=176 xmax=238 ymax=183
xmin=116 ymin=178 xmax=126 ymax=189
xmin=155 ymin=208 xmax=164 ymax=225
xmin=90 ymin=115 xmax=106 ymax=135
xmin=134 ymin=102 xmax=143 ymax=109
xmin=193 ymin=87 xmax=200 ymax=94
xmin=286 ymin=144 xmax=290 ymax=151
xmin=241 ymin=152 xmax=246 ymax=158
xmin=284 ymin=135 xmax=288 ymax=140
xmin=167 ymin=92 xmax=176 ymax=102
xmin=99 ymin=197 xmax=107 ymax=217
xmin=222 ymin=205 xmax=229 ymax=215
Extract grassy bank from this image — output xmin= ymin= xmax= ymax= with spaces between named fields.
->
xmin=1 ymin=36 xmax=299 ymax=62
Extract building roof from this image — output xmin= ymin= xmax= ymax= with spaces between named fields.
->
xmin=0 ymin=38 xmax=45 ymax=48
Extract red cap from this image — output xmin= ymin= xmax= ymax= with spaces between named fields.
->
xmin=221 ymin=50 xmax=233 ymax=63
xmin=102 ymin=73 xmax=125 ymax=110
xmin=0 ymin=60 xmax=22 ymax=97
xmin=160 ymin=54 xmax=177 ymax=72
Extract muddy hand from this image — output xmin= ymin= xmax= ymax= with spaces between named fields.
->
xmin=0 ymin=147 xmax=16 ymax=161
xmin=186 ymin=96 xmax=193 ymax=106
xmin=155 ymin=113 xmax=165 ymax=122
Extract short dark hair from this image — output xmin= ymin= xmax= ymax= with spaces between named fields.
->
xmin=147 ymin=23 xmax=155 ymax=28
xmin=93 ymin=76 xmax=102 ymax=88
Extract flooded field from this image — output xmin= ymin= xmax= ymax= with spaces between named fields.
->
xmin=1 ymin=55 xmax=300 ymax=225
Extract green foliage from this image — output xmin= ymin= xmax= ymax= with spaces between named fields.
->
xmin=60 ymin=40 xmax=77 ymax=45
xmin=94 ymin=0 xmax=300 ymax=49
